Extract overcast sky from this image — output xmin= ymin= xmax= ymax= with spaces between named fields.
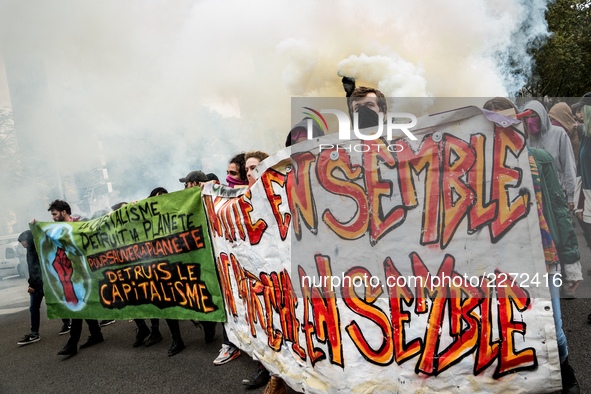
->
xmin=0 ymin=0 xmax=551 ymax=224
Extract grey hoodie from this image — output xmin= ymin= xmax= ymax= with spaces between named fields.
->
xmin=525 ymin=100 xmax=577 ymax=203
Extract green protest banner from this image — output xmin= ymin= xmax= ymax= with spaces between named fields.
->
xmin=30 ymin=187 xmax=225 ymax=321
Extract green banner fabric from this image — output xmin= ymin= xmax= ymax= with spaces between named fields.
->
xmin=30 ymin=187 xmax=225 ymax=321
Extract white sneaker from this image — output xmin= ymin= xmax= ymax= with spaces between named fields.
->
xmin=213 ymin=344 xmax=241 ymax=365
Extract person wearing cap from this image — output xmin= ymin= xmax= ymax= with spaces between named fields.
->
xmin=571 ymin=92 xmax=591 ymax=123
xmin=206 ymin=173 xmax=220 ymax=182
xmin=179 ymin=170 xmax=209 ymax=189
xmin=574 ymin=93 xmax=591 ymax=257
xmin=571 ymin=94 xmax=590 ymax=158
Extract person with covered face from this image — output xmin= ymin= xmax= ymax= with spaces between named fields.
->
xmin=549 ymin=102 xmax=580 ymax=167
xmin=225 ymin=153 xmax=248 ymax=188
xmin=483 ymin=97 xmax=581 ymax=393
xmin=523 ymin=100 xmax=577 ymax=211
xmin=213 ymin=155 xmax=247 ymax=366
xmin=285 ymin=116 xmax=325 ymax=147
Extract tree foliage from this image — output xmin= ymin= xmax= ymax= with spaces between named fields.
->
xmin=525 ymin=0 xmax=591 ymax=97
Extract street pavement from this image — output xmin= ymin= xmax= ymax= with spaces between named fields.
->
xmin=0 ymin=280 xmax=297 ymax=394
xmin=1 ymin=221 xmax=591 ymax=393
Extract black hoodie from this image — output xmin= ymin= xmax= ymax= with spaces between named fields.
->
xmin=17 ymin=230 xmax=43 ymax=289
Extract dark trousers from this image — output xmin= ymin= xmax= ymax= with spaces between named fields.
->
xmin=135 ymin=319 xmax=160 ymax=330
xmin=29 ymin=287 xmax=44 ymax=335
xmin=577 ymin=216 xmax=591 ymax=249
xmin=202 ymin=321 xmax=216 ymax=341
xmin=67 ymin=319 xmax=102 ymax=347
xmin=166 ymin=319 xmax=182 ymax=342
xmin=222 ymin=324 xmax=236 ymax=347
xmin=166 ymin=320 xmax=216 ymax=342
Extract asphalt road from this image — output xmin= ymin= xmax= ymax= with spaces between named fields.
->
xmin=0 ymin=276 xmax=300 ymax=394
xmin=1 ymin=221 xmax=591 ymax=394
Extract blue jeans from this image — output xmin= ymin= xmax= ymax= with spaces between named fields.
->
xmin=29 ymin=287 xmax=44 ymax=336
xmin=549 ymin=272 xmax=568 ymax=363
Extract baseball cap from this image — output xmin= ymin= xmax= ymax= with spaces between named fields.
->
xmin=206 ymin=173 xmax=219 ymax=182
xmin=571 ymin=92 xmax=591 ymax=113
xmin=179 ymin=170 xmax=208 ymax=183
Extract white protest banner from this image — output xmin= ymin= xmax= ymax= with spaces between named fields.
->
xmin=202 ymin=106 xmax=560 ymax=393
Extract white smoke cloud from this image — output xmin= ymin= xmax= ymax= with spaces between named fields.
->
xmin=0 ymin=0 xmax=551 ymax=230
xmin=338 ymin=54 xmax=428 ymax=96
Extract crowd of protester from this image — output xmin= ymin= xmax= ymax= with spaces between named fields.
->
xmin=13 ymin=87 xmax=591 ymax=394
xmin=483 ymin=96 xmax=588 ymax=394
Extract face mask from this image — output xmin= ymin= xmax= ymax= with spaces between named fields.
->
xmin=525 ymin=116 xmax=542 ymax=135
xmin=226 ymin=175 xmax=248 ymax=188
xmin=355 ymin=106 xmax=380 ymax=129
